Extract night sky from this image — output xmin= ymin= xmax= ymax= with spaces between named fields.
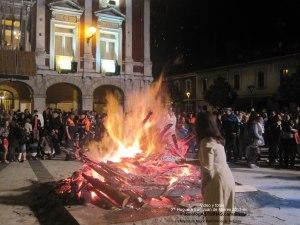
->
xmin=151 ymin=0 xmax=300 ymax=77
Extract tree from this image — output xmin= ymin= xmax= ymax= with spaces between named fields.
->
xmin=204 ymin=77 xmax=237 ymax=108
xmin=279 ymin=72 xmax=300 ymax=105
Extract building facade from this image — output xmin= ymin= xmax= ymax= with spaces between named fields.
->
xmin=0 ymin=0 xmax=152 ymax=112
xmin=167 ymin=53 xmax=300 ymax=112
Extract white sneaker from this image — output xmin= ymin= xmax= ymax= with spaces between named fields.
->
xmin=4 ymin=160 xmax=9 ymax=164
xmin=249 ymin=164 xmax=259 ymax=169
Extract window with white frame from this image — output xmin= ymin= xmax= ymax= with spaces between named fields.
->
xmin=100 ymin=30 xmax=119 ymax=73
xmin=54 ymin=25 xmax=76 ymax=71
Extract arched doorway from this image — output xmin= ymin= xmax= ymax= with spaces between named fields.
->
xmin=93 ymin=85 xmax=124 ymax=113
xmin=46 ymin=83 xmax=82 ymax=112
xmin=0 ymin=81 xmax=33 ymax=112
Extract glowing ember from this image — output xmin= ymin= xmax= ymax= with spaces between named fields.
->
xmin=169 ymin=177 xmax=178 ymax=186
xmin=91 ymin=191 xmax=97 ymax=200
xmin=180 ymin=166 xmax=192 ymax=177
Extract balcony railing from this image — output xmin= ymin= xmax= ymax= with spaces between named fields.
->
xmin=0 ymin=50 xmax=36 ymax=77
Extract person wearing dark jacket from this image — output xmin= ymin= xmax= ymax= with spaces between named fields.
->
xmin=280 ymin=115 xmax=297 ymax=167
xmin=222 ymin=108 xmax=240 ymax=162
xmin=8 ymin=120 xmax=19 ymax=161
xmin=266 ymin=113 xmax=282 ymax=166
xmin=17 ymin=126 xmax=28 ymax=162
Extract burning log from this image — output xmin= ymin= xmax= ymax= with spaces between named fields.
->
xmin=86 ymin=163 xmax=145 ymax=208
xmin=88 ymin=162 xmax=130 ymax=185
xmin=121 ymin=188 xmax=145 ymax=208
xmin=142 ymin=111 xmax=153 ymax=125
xmin=172 ymin=134 xmax=179 ymax=150
xmin=85 ymin=185 xmax=114 ymax=209
xmin=81 ymin=173 xmax=130 ymax=208
xmin=159 ymin=123 xmax=173 ymax=137
xmin=82 ymin=154 xmax=129 ymax=181
xmin=98 ymin=161 xmax=131 ymax=183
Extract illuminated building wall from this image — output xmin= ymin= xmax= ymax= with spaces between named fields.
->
xmin=0 ymin=0 xmax=153 ymax=112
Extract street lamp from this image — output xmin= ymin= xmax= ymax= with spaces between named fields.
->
xmin=248 ymin=85 xmax=255 ymax=110
xmin=82 ymin=26 xmax=97 ymax=78
xmin=186 ymin=91 xmax=191 ymax=112
xmin=86 ymin=26 xmax=97 ymax=44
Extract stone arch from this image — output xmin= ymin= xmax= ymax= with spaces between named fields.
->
xmin=0 ymin=80 xmax=34 ymax=112
xmin=92 ymin=79 xmax=126 ymax=96
xmin=93 ymin=85 xmax=125 ymax=113
xmin=46 ymin=82 xmax=82 ymax=112
xmin=0 ymin=85 xmax=19 ymax=98
xmin=45 ymin=77 xmax=84 ymax=92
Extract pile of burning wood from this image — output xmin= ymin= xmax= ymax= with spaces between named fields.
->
xmin=56 ymin=150 xmax=202 ymax=210
xmin=56 ymin=82 xmax=203 ymax=210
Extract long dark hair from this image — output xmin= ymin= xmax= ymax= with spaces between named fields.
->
xmin=196 ymin=112 xmax=225 ymax=145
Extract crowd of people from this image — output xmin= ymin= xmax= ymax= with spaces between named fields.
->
xmin=175 ymin=106 xmax=300 ymax=168
xmin=0 ymin=108 xmax=106 ymax=164
xmin=1 ymin=106 xmax=299 ymax=169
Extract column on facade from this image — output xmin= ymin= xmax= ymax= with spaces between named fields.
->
xmin=125 ymin=0 xmax=133 ymax=74
xmin=123 ymin=78 xmax=133 ymax=112
xmin=81 ymin=76 xmax=93 ymax=111
xmin=33 ymin=94 xmax=46 ymax=113
xmin=25 ymin=12 xmax=31 ymax=52
xmin=84 ymin=0 xmax=94 ymax=72
xmin=24 ymin=5 xmax=31 ymax=51
xmin=143 ymin=0 xmax=152 ymax=77
xmin=82 ymin=95 xmax=93 ymax=111
xmin=35 ymin=0 xmax=46 ymax=67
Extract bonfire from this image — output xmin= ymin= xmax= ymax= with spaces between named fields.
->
xmin=57 ymin=78 xmax=202 ymax=210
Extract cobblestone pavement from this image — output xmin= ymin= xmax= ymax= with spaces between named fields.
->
xmin=0 ymin=156 xmax=300 ymax=225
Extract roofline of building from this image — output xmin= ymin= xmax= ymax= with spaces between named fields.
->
xmin=168 ymin=52 xmax=300 ymax=79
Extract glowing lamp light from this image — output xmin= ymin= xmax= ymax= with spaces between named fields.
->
xmin=86 ymin=26 xmax=97 ymax=43
xmin=56 ymin=55 xmax=73 ymax=70
xmin=101 ymin=59 xmax=116 ymax=73
xmin=0 ymin=96 xmax=5 ymax=100
xmin=186 ymin=91 xmax=191 ymax=98
xmin=13 ymin=30 xmax=20 ymax=39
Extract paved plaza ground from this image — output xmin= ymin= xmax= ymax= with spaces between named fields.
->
xmin=0 ymin=155 xmax=300 ymax=225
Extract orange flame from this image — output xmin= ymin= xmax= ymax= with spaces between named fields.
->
xmin=89 ymin=77 xmax=172 ymax=163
